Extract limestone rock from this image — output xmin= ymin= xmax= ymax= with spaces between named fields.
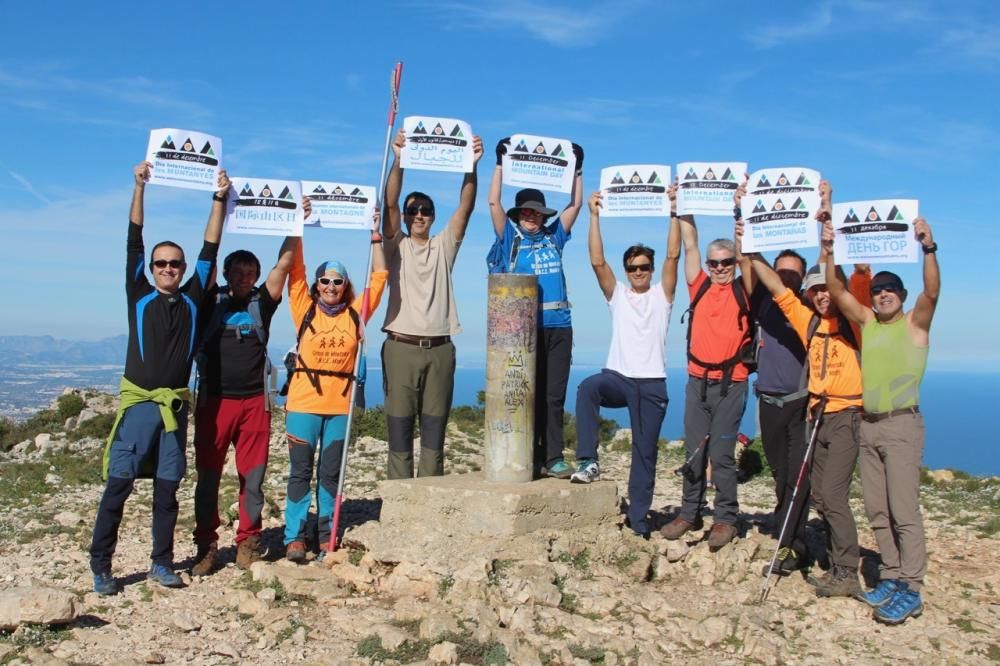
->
xmin=381 ymin=561 xmax=437 ymax=599
xmin=428 ymin=640 xmax=458 ymax=664
xmin=171 ymin=611 xmax=201 ymax=632
xmin=53 ymin=512 xmax=83 ymax=528
xmin=0 ymin=586 xmax=81 ymax=630
xmin=927 ymin=469 xmax=954 ymax=483
xmin=371 ymin=623 xmax=410 ymax=650
xmin=418 ymin=612 xmax=461 ymax=639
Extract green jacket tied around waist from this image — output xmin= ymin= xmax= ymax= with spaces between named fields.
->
xmin=102 ymin=377 xmax=191 ymax=480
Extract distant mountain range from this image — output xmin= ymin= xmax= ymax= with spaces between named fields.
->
xmin=0 ymin=335 xmax=127 ymax=365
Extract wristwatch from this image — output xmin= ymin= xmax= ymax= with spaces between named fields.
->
xmin=212 ymin=192 xmax=227 ymax=202
xmin=922 ymin=242 xmax=938 ymax=254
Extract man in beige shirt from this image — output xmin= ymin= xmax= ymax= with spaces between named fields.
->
xmin=381 ymin=129 xmax=483 ymax=478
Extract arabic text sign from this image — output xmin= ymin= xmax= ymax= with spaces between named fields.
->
xmin=832 ymin=199 xmax=919 ymax=265
xmin=741 ymin=167 xmax=821 ymax=252
xmin=599 ymin=165 xmax=671 ymax=217
xmin=675 ymin=161 xmax=745 ymax=216
xmin=225 ymin=178 xmax=303 ymax=237
xmin=146 ymin=128 xmax=222 ymax=192
xmin=400 ymin=116 xmax=474 ymax=173
xmin=502 ymin=134 xmax=576 ymax=194
xmin=301 ymin=180 xmax=375 ymax=230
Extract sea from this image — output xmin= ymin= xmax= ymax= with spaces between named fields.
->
xmin=2 ymin=362 xmax=996 ymax=476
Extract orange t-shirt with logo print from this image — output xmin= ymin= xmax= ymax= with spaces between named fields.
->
xmin=686 ymin=271 xmax=751 ymax=382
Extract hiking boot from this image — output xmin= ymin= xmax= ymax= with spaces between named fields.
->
xmin=545 ymin=459 xmax=573 ymax=480
xmin=93 ymin=572 xmax=120 ymax=597
xmin=286 ymin=540 xmax=307 ymax=563
xmin=236 ymin=536 xmax=262 ymax=570
xmin=856 ymin=578 xmax=901 ymax=608
xmin=570 ymin=459 xmax=600 ymax=484
xmin=707 ymin=522 xmax=737 ymax=551
xmin=874 ymin=584 xmax=923 ymax=625
xmin=660 ymin=516 xmax=703 ymax=540
xmin=760 ymin=547 xmax=804 ymax=577
xmin=814 ymin=565 xmax=862 ymax=598
xmin=147 ymin=563 xmax=184 ymax=588
xmin=191 ymin=542 xmax=218 ymax=577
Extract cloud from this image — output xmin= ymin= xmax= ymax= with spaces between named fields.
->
xmin=413 ymin=0 xmax=643 ymax=47
xmin=8 ymin=171 xmax=51 ymax=204
xmin=748 ymin=4 xmax=834 ymax=48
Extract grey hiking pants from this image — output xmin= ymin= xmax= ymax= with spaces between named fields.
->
xmin=859 ymin=412 xmax=927 ymax=591
xmin=811 ymin=409 xmax=861 ymax=570
xmin=382 ymin=338 xmax=456 ymax=479
xmin=679 ymin=377 xmax=748 ymax=526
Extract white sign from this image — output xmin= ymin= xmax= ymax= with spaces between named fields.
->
xmin=599 ymin=165 xmax=671 ymax=217
xmin=741 ymin=167 xmax=821 ymax=252
xmin=675 ymin=161 xmax=745 ymax=215
xmin=301 ymin=181 xmax=375 ymax=230
xmin=225 ymin=178 xmax=303 ymax=237
xmin=145 ymin=128 xmax=222 ymax=192
xmin=832 ymin=199 xmax=919 ymax=265
xmin=400 ymin=116 xmax=474 ymax=173
xmin=502 ymin=134 xmax=577 ymax=194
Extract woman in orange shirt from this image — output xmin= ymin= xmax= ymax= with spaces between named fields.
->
xmin=283 ymin=220 xmax=387 ymax=562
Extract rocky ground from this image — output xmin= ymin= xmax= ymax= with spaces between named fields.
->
xmin=0 ymin=389 xmax=998 ymax=665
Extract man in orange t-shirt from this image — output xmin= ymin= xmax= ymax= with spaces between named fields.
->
xmin=661 ymin=208 xmax=753 ymax=551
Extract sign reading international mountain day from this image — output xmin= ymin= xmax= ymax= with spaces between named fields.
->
xmin=400 ymin=116 xmax=475 ymax=173
xmin=145 ymin=128 xmax=222 ymax=192
xmin=502 ymin=134 xmax=577 ymax=194
xmin=599 ymin=165 xmax=671 ymax=217
xmin=740 ymin=167 xmax=822 ymax=252
xmin=832 ymin=199 xmax=919 ymax=264
xmin=302 ymin=180 xmax=376 ymax=229
xmin=225 ymin=178 xmax=303 ymax=237
xmin=675 ymin=161 xmax=746 ymax=216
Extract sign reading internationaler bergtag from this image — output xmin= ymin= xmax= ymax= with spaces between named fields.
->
xmin=599 ymin=165 xmax=671 ymax=217
xmin=740 ymin=167 xmax=822 ymax=252
xmin=832 ymin=200 xmax=919 ymax=265
xmin=502 ymin=134 xmax=577 ymax=194
xmin=225 ymin=178 xmax=304 ymax=237
xmin=145 ymin=128 xmax=222 ymax=192
xmin=400 ymin=116 xmax=475 ymax=173
xmin=301 ymin=181 xmax=376 ymax=230
xmin=675 ymin=161 xmax=745 ymax=216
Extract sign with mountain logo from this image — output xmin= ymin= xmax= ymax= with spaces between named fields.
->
xmin=832 ymin=199 xmax=918 ymax=264
xmin=741 ymin=167 xmax=821 ymax=252
xmin=502 ymin=133 xmax=577 ymax=193
xmin=401 ymin=116 xmax=475 ymax=173
xmin=675 ymin=161 xmax=746 ymax=215
xmin=599 ymin=164 xmax=671 ymax=217
xmin=225 ymin=177 xmax=303 ymax=237
xmin=145 ymin=128 xmax=222 ymax=192
xmin=301 ymin=180 xmax=376 ymax=229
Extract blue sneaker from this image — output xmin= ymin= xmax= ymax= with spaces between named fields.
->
xmin=93 ymin=572 xmax=120 ymax=597
xmin=147 ymin=563 xmax=184 ymax=588
xmin=874 ymin=584 xmax=923 ymax=625
xmin=856 ymin=578 xmax=901 ymax=608
xmin=545 ymin=459 xmax=573 ymax=480
xmin=570 ymin=459 xmax=600 ymax=484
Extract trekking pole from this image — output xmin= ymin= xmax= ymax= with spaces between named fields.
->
xmin=759 ymin=396 xmax=828 ymax=602
xmin=327 ymin=61 xmax=403 ymax=554
xmin=674 ymin=433 xmax=710 ymax=483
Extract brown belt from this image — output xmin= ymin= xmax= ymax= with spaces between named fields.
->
xmin=862 ymin=406 xmax=920 ymax=423
xmin=387 ymin=332 xmax=451 ymax=349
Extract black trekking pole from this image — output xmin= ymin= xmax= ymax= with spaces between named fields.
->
xmin=759 ymin=396 xmax=828 ymax=602
xmin=675 ymin=433 xmax=710 ymax=483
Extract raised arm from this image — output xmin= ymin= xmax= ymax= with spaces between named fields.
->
xmin=823 ymin=220 xmax=873 ymax=325
xmin=662 ymin=181 xmax=681 ymax=301
xmin=733 ymin=179 xmax=755 ymax=294
xmin=680 ymin=214 xmax=701 ymax=285
xmin=383 ymin=129 xmax=405 ymax=239
xmin=265 ymin=235 xmax=299 ymax=301
xmin=488 ymin=137 xmax=510 ymax=236
xmin=909 ymin=218 xmax=939 ymax=333
xmin=130 ymin=162 xmax=149 ymax=227
xmin=559 ymin=143 xmax=585 ymax=233
xmin=204 ymin=169 xmax=230 ymax=244
xmin=586 ymin=191 xmax=615 ymax=300
xmin=447 ymin=135 xmax=482 ymax=242
xmin=371 ymin=210 xmax=387 ymax=273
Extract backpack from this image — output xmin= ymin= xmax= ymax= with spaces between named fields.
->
xmin=279 ymin=302 xmax=366 ymax=408
xmin=801 ymin=312 xmax=863 ymax=403
xmin=195 ymin=287 xmax=278 ymax=411
xmin=486 ymin=224 xmax=523 ymax=274
xmin=682 ymin=276 xmax=754 ymax=398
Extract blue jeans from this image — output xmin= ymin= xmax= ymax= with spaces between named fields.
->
xmin=576 ymin=369 xmax=667 ymax=534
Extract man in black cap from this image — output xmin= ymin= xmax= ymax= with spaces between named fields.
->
xmin=488 ymin=138 xmax=584 ymax=478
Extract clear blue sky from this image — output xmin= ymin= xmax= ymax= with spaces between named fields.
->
xmin=1 ymin=1 xmax=996 ymax=370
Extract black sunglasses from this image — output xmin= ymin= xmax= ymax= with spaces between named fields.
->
xmin=625 ymin=263 xmax=653 ymax=273
xmin=151 ymin=259 xmax=184 ymax=269
xmin=706 ymin=257 xmax=736 ymax=269
xmin=405 ymin=204 xmax=435 ymax=216
xmin=318 ymin=277 xmax=345 ymax=286
xmin=870 ymin=283 xmax=901 ymax=296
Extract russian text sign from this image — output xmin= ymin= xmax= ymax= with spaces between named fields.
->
xmin=832 ymin=199 xmax=919 ymax=264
